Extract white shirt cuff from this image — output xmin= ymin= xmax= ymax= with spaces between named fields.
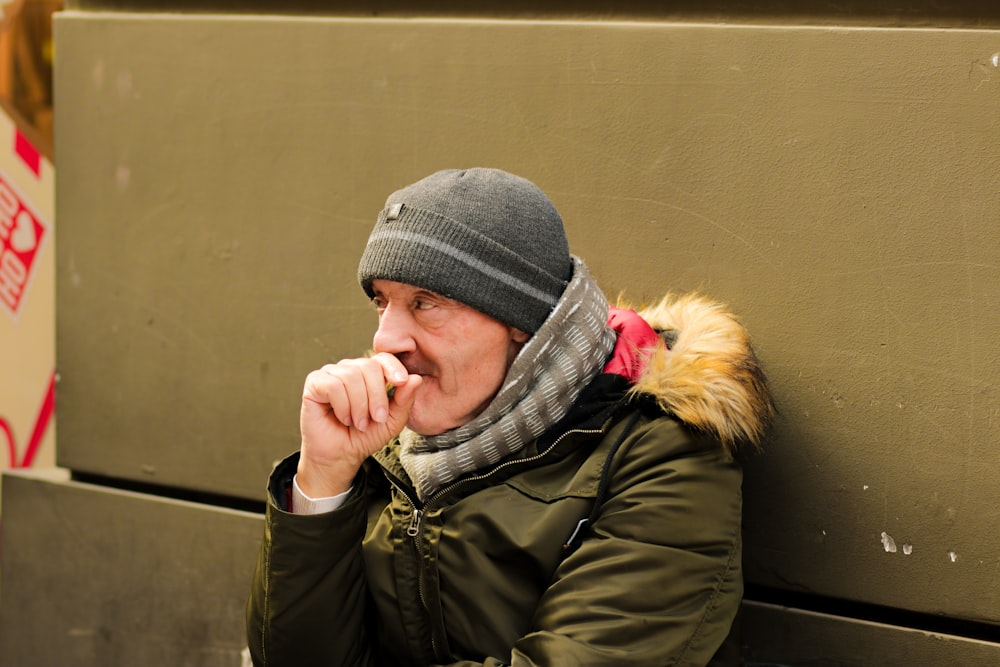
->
xmin=291 ymin=474 xmax=352 ymax=514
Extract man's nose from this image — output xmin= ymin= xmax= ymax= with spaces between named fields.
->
xmin=372 ymin=304 xmax=416 ymax=355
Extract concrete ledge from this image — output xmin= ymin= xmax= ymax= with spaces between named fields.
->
xmin=742 ymin=600 xmax=1000 ymax=665
xmin=0 ymin=468 xmax=262 ymax=666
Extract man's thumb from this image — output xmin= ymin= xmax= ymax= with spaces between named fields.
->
xmin=388 ymin=374 xmax=422 ymax=419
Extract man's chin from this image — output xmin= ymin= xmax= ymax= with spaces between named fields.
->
xmin=405 ymin=408 xmax=453 ymax=438
xmin=405 ymin=423 xmax=449 ymax=438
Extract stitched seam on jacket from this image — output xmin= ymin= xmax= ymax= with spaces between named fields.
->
xmin=674 ymin=517 xmax=741 ymax=665
xmin=260 ymin=524 xmax=272 ymax=665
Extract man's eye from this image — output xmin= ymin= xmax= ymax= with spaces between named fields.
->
xmin=414 ymin=299 xmax=435 ymax=311
xmin=371 ymin=298 xmax=386 ymax=311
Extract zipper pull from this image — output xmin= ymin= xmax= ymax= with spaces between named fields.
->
xmin=407 ymin=508 xmax=423 ymax=537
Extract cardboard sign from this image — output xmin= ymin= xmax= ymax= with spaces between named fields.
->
xmin=0 ymin=122 xmax=55 ymax=506
xmin=0 ymin=1 xmax=59 ymax=514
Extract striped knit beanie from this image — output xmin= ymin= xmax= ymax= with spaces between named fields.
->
xmin=358 ymin=168 xmax=572 ymax=334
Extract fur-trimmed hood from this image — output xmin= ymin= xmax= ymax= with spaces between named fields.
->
xmin=626 ymin=294 xmax=774 ymax=452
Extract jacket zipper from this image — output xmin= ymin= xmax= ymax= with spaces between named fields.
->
xmin=378 ymin=478 xmax=440 ymax=659
xmin=406 ymin=508 xmax=422 ymax=537
xmin=381 ymin=425 xmax=606 ymax=660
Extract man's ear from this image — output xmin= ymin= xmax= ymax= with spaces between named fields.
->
xmin=512 ymin=328 xmax=531 ymax=344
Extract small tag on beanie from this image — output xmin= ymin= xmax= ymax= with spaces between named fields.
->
xmin=386 ymin=203 xmax=404 ymax=220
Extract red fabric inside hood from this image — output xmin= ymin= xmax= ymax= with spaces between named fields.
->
xmin=602 ymin=307 xmax=661 ymax=384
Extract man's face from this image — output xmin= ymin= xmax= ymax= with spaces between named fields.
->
xmin=370 ymin=279 xmax=529 ymax=436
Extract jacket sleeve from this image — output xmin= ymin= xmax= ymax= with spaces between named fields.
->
xmin=442 ymin=414 xmax=744 ymax=667
xmin=246 ymin=453 xmax=374 ymax=667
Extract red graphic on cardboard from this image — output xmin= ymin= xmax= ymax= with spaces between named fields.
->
xmin=1 ymin=371 xmax=55 ymax=469
xmin=0 ymin=171 xmax=45 ymax=315
xmin=15 ymin=128 xmax=41 ymax=178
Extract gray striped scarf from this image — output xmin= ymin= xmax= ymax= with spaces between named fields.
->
xmin=398 ymin=257 xmax=615 ymax=501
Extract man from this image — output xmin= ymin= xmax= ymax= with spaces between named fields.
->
xmin=247 ymin=168 xmax=774 ymax=666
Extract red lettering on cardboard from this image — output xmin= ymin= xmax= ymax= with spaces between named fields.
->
xmin=0 ymin=172 xmax=45 ymax=315
xmin=0 ymin=249 xmax=26 ymax=308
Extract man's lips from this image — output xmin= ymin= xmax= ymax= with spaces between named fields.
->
xmin=399 ymin=360 xmax=433 ymax=378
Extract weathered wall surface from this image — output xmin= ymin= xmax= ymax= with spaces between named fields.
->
xmin=0 ymin=469 xmax=261 ymax=666
xmin=1 ymin=8 xmax=997 ymax=664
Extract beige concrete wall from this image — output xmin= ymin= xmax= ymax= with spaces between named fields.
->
xmin=2 ymin=7 xmax=996 ymax=663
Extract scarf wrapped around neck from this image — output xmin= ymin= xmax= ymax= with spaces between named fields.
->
xmin=398 ymin=257 xmax=616 ymax=501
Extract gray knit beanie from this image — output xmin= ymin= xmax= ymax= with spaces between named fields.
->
xmin=358 ymin=168 xmax=572 ymax=333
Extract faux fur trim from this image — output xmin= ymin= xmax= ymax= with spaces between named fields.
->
xmin=628 ymin=294 xmax=774 ymax=451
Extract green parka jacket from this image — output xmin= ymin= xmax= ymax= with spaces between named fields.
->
xmin=247 ymin=294 xmax=773 ymax=667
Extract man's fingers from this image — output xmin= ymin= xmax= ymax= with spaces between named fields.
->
xmin=307 ymin=358 xmax=406 ymax=432
xmin=323 ymin=362 xmax=372 ymax=431
xmin=355 ymin=360 xmax=391 ymax=428
xmin=371 ymin=352 xmax=409 ymax=387
xmin=304 ymin=367 xmax=353 ymax=427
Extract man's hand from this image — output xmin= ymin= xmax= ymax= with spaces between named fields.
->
xmin=296 ymin=352 xmax=422 ymax=498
